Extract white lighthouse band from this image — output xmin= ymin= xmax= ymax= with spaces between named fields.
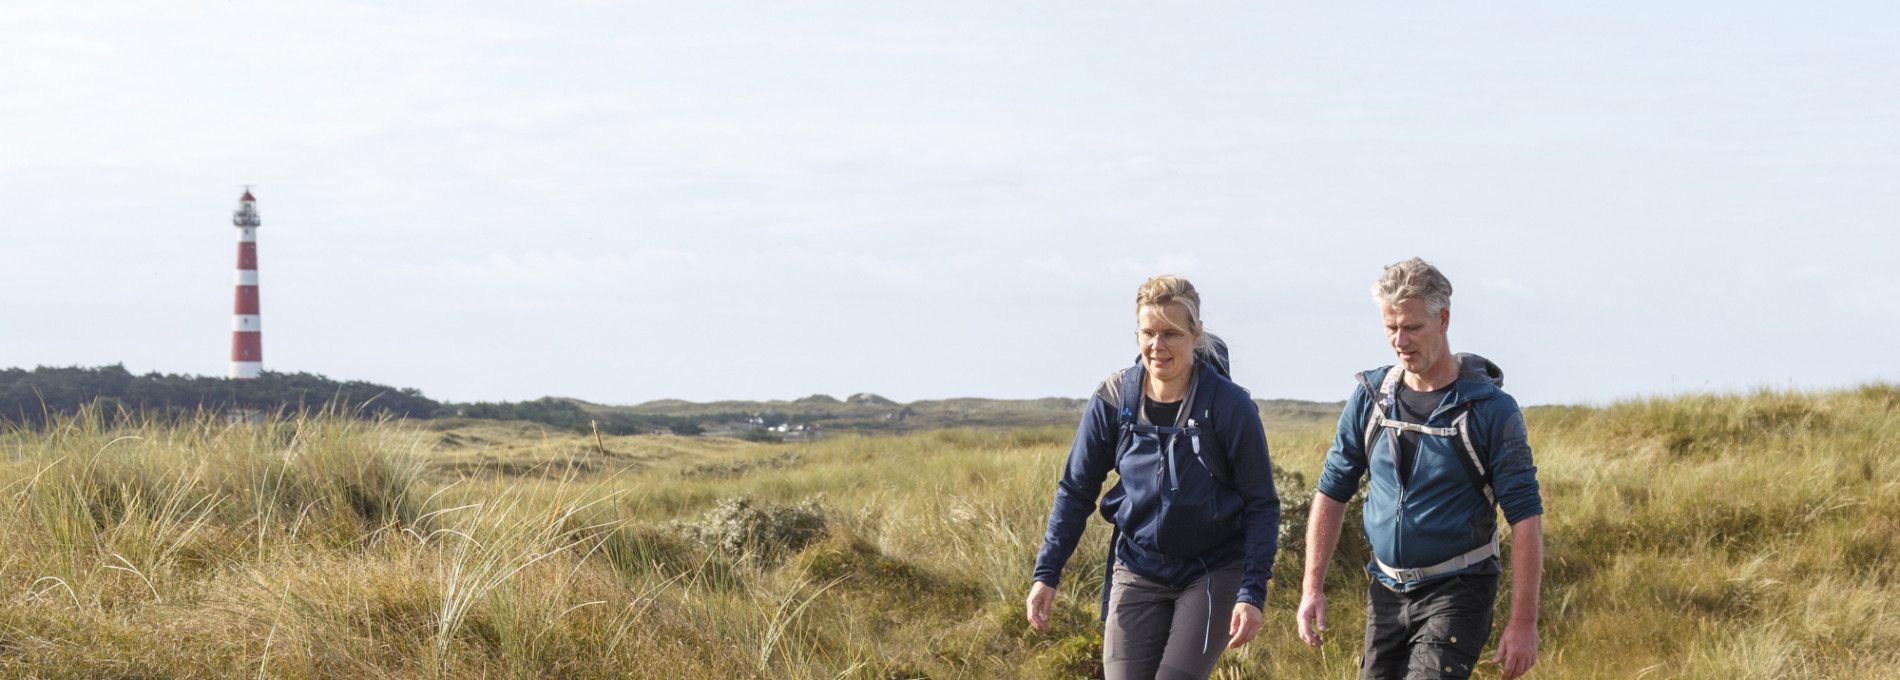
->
xmin=231 ymin=361 xmax=263 ymax=380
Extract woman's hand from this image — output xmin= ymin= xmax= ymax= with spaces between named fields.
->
xmin=1025 ymin=581 xmax=1056 ymax=633
xmin=1226 ymin=602 xmax=1263 ymax=649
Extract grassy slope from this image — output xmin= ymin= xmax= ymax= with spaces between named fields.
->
xmin=0 ymin=386 xmax=1894 ymax=678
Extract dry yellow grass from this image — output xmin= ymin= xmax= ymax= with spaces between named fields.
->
xmin=0 ymin=386 xmax=1893 ymax=678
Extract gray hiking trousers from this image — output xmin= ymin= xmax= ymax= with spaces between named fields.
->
xmin=1103 ymin=562 xmax=1243 ymax=680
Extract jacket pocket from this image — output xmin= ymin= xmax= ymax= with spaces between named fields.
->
xmin=1153 ymin=501 xmax=1237 ymax=556
xmin=1151 ymin=447 xmax=1241 ymax=557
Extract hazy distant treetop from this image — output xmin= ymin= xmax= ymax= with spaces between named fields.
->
xmin=846 ymin=393 xmax=895 ymax=406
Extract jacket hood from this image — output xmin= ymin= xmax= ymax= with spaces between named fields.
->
xmin=1195 ymin=333 xmax=1232 ymax=379
xmin=1455 ymin=353 xmax=1503 ymax=388
xmin=1355 ymin=353 xmax=1505 ymax=402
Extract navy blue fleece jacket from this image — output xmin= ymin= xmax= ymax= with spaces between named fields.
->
xmin=1032 ymin=361 xmax=1280 ymax=608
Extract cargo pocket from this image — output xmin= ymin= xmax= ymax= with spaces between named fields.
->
xmin=1406 ymin=576 xmax=1495 ymax=679
xmin=1408 ymin=631 xmax=1483 ymax=678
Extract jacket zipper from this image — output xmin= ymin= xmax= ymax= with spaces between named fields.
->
xmin=1390 ymin=392 xmax=1463 ymax=572
xmin=1155 ymin=433 xmax=1170 ymax=490
xmin=1394 ymin=467 xmax=1406 ymax=567
xmin=1388 ymin=399 xmax=1407 ymax=568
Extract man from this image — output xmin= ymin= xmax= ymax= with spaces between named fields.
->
xmin=1296 ymin=258 xmax=1545 ymax=679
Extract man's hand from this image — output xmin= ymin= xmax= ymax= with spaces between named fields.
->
xmin=1494 ymin=620 xmax=1537 ymax=678
xmin=1295 ymin=589 xmax=1328 ymax=647
xmin=1298 ymin=493 xmax=1347 ymax=648
xmin=1496 ymin=514 xmax=1543 ymax=678
xmin=1025 ymin=581 xmax=1056 ymax=633
xmin=1226 ymin=602 xmax=1263 ymax=649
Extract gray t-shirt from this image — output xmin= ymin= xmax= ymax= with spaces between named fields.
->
xmin=1393 ymin=380 xmax=1450 ymax=486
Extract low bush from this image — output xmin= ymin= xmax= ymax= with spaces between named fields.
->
xmin=671 ymin=495 xmax=829 ymax=567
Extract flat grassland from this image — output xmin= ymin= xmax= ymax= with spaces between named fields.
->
xmin=0 ymin=386 xmax=1895 ymax=678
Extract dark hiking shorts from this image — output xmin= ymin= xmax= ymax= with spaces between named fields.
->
xmin=1360 ymin=573 xmax=1498 ymax=679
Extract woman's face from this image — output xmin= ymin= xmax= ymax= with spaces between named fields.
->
xmin=1136 ymin=302 xmax=1200 ymax=385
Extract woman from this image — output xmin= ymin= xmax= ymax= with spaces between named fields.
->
xmin=1026 ymin=275 xmax=1280 ymax=680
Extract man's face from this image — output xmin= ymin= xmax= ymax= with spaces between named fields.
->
xmin=1381 ymin=297 xmax=1450 ymax=377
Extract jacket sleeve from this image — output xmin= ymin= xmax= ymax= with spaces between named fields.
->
xmin=1481 ymin=393 xmax=1543 ymax=524
xmin=1031 ymin=393 xmax=1119 ymax=588
xmin=1315 ymin=383 xmax=1373 ymax=504
xmin=1222 ymin=393 xmax=1280 ymax=608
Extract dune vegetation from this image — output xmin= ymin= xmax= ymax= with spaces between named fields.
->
xmin=0 ymin=385 xmax=1894 ymax=678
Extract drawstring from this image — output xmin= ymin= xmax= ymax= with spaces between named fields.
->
xmin=1099 ymin=528 xmax=1120 ymax=623
xmin=1198 ymin=557 xmax=1213 ymax=655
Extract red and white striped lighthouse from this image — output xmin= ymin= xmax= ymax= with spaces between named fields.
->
xmin=230 ymin=189 xmax=264 ymax=379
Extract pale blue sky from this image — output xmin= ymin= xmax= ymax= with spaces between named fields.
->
xmin=3 ymin=2 xmax=1895 ymax=405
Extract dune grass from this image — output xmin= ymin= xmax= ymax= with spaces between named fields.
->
xmin=0 ymin=386 xmax=1893 ymax=678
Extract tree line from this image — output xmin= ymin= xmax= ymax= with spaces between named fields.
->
xmin=452 ymin=397 xmax=705 ymax=435
xmin=0 ymin=365 xmax=704 ymax=435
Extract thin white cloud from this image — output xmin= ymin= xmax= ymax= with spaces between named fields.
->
xmin=3 ymin=2 xmax=1897 ymax=404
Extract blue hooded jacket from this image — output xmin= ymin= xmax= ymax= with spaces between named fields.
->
xmin=1033 ymin=357 xmax=1280 ymax=609
xmin=1315 ymin=353 xmax=1543 ymax=591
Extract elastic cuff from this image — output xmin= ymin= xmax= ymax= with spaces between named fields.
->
xmin=1316 ymin=484 xmax=1354 ymax=504
xmin=1502 ymin=506 xmax=1544 ymax=526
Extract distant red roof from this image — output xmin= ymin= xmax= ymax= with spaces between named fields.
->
xmin=240 ymin=190 xmax=255 ymax=201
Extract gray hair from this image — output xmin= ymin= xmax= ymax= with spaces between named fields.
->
xmin=1371 ymin=257 xmax=1453 ymax=315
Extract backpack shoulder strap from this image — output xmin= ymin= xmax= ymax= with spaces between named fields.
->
xmin=1115 ymin=362 xmax=1142 ymax=427
xmin=1188 ymin=369 xmax=1232 ymax=488
xmin=1360 ymin=367 xmax=1404 ymax=462
xmin=1363 ymin=369 xmax=1495 ymax=506
xmin=1448 ymin=402 xmax=1495 ymax=506
xmin=1110 ymin=363 xmax=1143 ymax=467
